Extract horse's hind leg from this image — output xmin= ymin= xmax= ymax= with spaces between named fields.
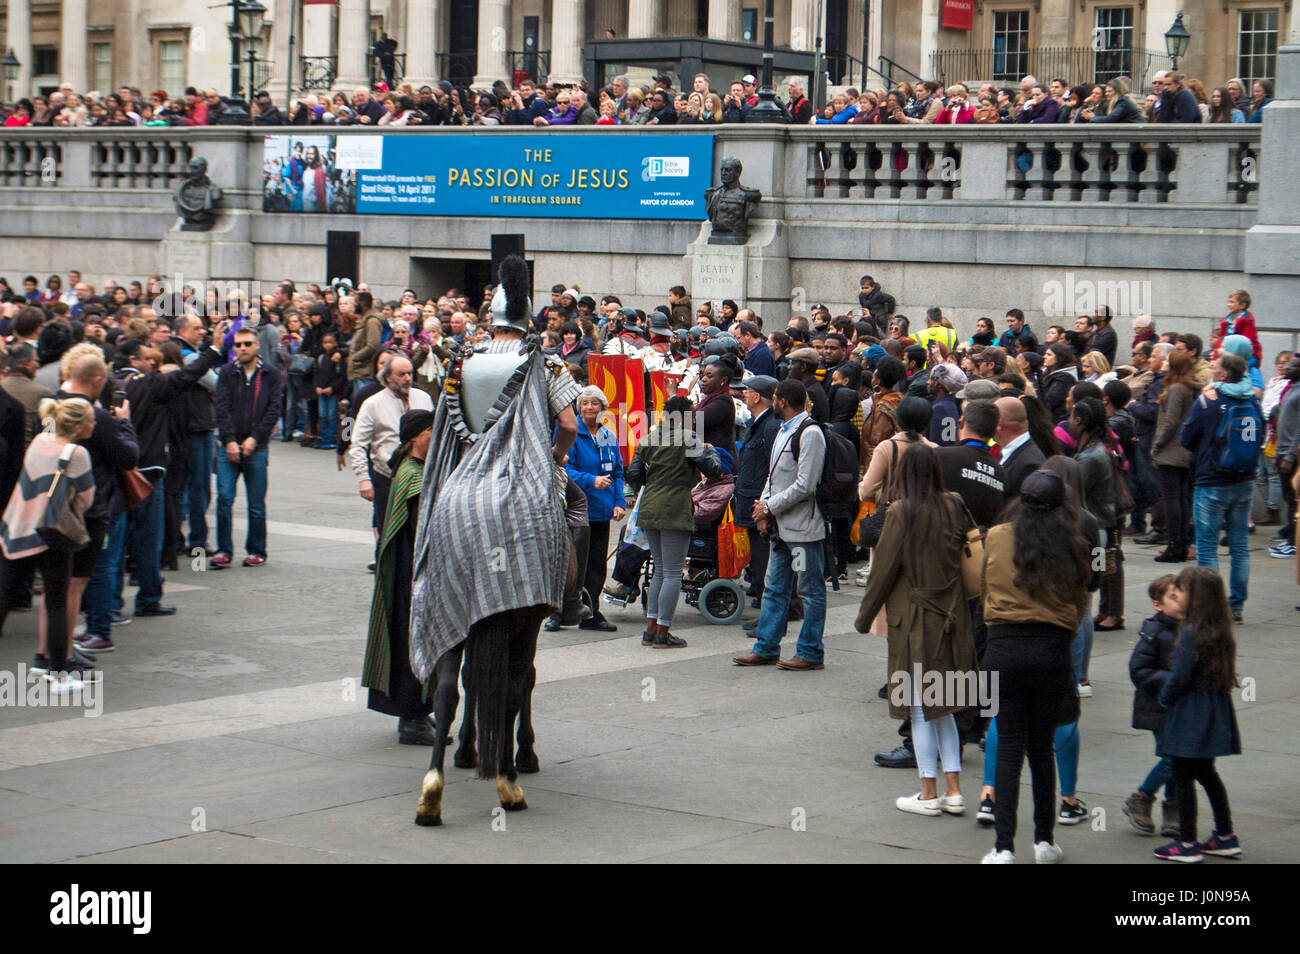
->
xmin=454 ymin=652 xmax=478 ymax=769
xmin=514 ymin=661 xmax=539 ymax=774
xmin=496 ymin=618 xmax=541 ymax=811
xmin=415 ymin=647 xmax=463 ymax=827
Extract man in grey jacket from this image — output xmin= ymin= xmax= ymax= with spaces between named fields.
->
xmin=733 ymin=378 xmax=828 ymax=671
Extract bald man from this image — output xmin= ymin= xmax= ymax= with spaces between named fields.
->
xmin=994 ymin=396 xmax=1045 ymax=498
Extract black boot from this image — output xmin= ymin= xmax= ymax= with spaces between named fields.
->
xmin=397 ymin=716 xmax=436 ymax=745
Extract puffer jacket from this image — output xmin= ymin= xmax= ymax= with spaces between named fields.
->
xmin=1130 ymin=611 xmax=1179 ymax=731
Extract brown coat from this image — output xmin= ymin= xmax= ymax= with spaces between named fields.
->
xmin=981 ymin=523 xmax=1086 ymax=633
xmin=1152 ymin=381 xmax=1196 ymax=468
xmin=860 ymin=389 xmax=902 ymax=471
xmin=855 ymin=493 xmax=977 ymax=721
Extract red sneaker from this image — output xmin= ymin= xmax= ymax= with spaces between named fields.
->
xmin=242 ymin=555 xmax=266 ymax=567
xmin=210 ymin=552 xmax=231 ymax=568
xmin=79 ymin=636 xmax=116 ymax=653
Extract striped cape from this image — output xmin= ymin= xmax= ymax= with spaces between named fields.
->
xmin=360 ymin=453 xmax=424 ymax=695
xmin=408 ymin=345 xmax=569 ymax=682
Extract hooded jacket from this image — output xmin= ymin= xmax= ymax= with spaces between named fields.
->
xmin=1130 ymin=610 xmax=1179 ymax=731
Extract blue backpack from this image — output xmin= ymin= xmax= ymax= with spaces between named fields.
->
xmin=1211 ymin=396 xmax=1264 ymax=475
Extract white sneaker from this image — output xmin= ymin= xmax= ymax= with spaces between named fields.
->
xmin=45 ymin=672 xmax=85 ymax=695
xmin=854 ymin=567 xmax=870 ymax=587
xmin=1034 ymin=840 xmax=1065 ymax=864
xmin=981 ymin=849 xmax=1015 ymax=864
xmin=1077 ymin=682 xmax=1093 ymax=698
xmin=940 ymin=793 xmax=966 ymax=815
xmin=896 ymin=793 xmax=942 ymax=816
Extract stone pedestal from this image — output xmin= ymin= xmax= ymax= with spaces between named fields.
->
xmin=161 ymin=211 xmax=255 ymax=288
xmin=684 ymin=219 xmax=790 ymax=318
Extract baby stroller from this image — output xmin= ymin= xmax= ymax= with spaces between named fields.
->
xmin=681 ymin=460 xmax=747 ymax=624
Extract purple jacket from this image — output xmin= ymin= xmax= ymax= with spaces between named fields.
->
xmin=1022 ymin=98 xmax=1060 ymax=124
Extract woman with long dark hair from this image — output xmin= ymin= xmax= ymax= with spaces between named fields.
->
xmin=1152 ymin=350 xmax=1200 ymax=562
xmin=980 ymin=469 xmax=1091 ymax=863
xmin=1040 ymin=342 xmax=1080 ymax=423
xmin=1071 ymin=397 xmax=1121 ymax=695
xmin=857 ymin=444 xmax=977 ymax=817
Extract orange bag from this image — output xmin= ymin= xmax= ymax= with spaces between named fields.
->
xmin=717 ymin=503 xmax=751 ymax=579
xmin=849 ymin=500 xmax=873 ymax=547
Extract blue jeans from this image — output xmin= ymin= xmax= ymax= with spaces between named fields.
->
xmin=982 ymin=716 xmax=1080 ymax=798
xmin=217 ymin=445 xmax=269 ymax=557
xmin=185 ymin=432 xmax=215 ymax=549
xmin=127 ymin=472 xmax=166 ymax=613
xmin=1193 ymin=481 xmax=1253 ymax=609
xmin=1140 ymin=729 xmax=1177 ymax=799
xmin=1071 ymin=594 xmax=1094 ymax=684
xmin=282 ymin=378 xmax=307 ymax=439
xmin=84 ymin=513 xmax=126 ymax=637
xmin=751 ymin=539 xmax=826 ymax=663
xmin=318 ymin=394 xmax=339 ymax=445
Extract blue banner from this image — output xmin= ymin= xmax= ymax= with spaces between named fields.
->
xmin=261 ymin=133 xmax=714 ymax=219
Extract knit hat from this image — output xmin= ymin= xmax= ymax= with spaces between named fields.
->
xmin=929 ymin=363 xmax=968 ymax=394
xmin=864 ymin=344 xmax=887 ymax=365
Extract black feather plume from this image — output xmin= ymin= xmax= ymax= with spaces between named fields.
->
xmin=499 ymin=255 xmax=530 ymax=326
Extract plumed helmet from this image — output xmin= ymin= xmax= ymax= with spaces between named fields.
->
xmin=490 ymin=255 xmax=532 ymax=331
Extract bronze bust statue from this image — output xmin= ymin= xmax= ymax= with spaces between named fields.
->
xmin=174 ymin=157 xmax=223 ymax=231
xmin=705 ymin=157 xmax=761 ymax=245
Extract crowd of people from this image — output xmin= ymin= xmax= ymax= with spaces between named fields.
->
xmin=0 ymin=262 xmax=1266 ymax=863
xmin=2 ymin=67 xmax=1274 ymax=129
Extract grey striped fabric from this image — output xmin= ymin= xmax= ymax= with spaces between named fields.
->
xmin=408 ymin=346 xmax=570 ymax=682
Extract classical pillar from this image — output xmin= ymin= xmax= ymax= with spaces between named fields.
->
xmin=405 ymin=0 xmax=440 ymax=88
xmin=266 ymin=0 xmax=294 ymax=100
xmin=5 ymin=0 xmax=33 ymax=99
xmin=918 ymin=0 xmax=939 ymax=79
xmin=335 ymin=0 xmax=371 ymax=89
xmin=548 ymin=0 xmax=586 ymax=85
xmin=472 ymin=0 xmax=510 ymax=87
xmin=60 ymin=0 xmax=89 ymax=91
xmin=627 ymin=0 xmax=661 ymax=38
xmin=789 ymin=0 xmax=815 ymax=50
xmin=1141 ymin=0 xmax=1178 ymax=61
xmin=1038 ymin=0 xmax=1071 ymax=50
xmin=708 ymin=0 xmax=742 ymax=42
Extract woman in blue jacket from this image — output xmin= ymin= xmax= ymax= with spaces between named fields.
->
xmin=562 ymin=385 xmax=626 ymax=633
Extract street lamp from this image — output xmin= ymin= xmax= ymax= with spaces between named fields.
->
xmin=747 ymin=0 xmax=787 ymax=122
xmin=1164 ymin=12 xmax=1191 ymax=72
xmin=241 ymin=0 xmax=266 ymax=106
xmin=3 ymin=48 xmax=19 ymax=107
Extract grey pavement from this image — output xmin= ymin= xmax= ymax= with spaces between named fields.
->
xmin=1 ymin=442 xmax=1296 ymax=863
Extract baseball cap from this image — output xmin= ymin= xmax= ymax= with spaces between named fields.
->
xmin=956 ymin=378 xmax=1001 ymax=400
xmin=742 ymin=75 xmax=757 ymax=85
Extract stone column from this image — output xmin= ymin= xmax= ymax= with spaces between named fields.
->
xmin=266 ymin=0 xmax=294 ymax=101
xmin=335 ymin=0 xmax=371 ymax=89
xmin=708 ymin=0 xmax=742 ymax=42
xmin=1038 ymin=0 xmax=1071 ymax=50
xmin=917 ymin=0 xmax=939 ymax=79
xmin=60 ymin=0 xmax=89 ymax=91
xmin=789 ymin=0 xmax=815 ymax=50
xmin=548 ymin=0 xmax=586 ymax=85
xmin=1244 ymin=42 xmax=1300 ymax=338
xmin=627 ymin=0 xmax=661 ymax=38
xmin=1141 ymin=0 xmax=1178 ymax=60
xmin=5 ymin=0 xmax=33 ymax=100
xmin=472 ymin=0 xmax=510 ymax=87
xmin=405 ymin=0 xmax=440 ymax=88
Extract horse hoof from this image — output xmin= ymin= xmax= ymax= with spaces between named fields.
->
xmin=515 ymin=752 xmax=540 ymax=774
xmin=496 ymin=777 xmax=528 ymax=811
xmin=453 ymin=749 xmax=477 ymax=770
xmin=415 ymin=769 xmax=443 ymax=827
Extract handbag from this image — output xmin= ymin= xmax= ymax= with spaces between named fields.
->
xmin=1102 ymin=527 xmax=1122 ymax=577
xmin=289 ymin=352 xmax=315 ymax=379
xmin=956 ymin=498 xmax=986 ymax=601
xmin=121 ymin=468 xmax=154 ymax=509
xmin=858 ymin=441 xmax=899 ymax=549
xmin=37 ymin=444 xmax=89 ymax=553
xmin=717 ymin=502 xmax=751 ymax=579
xmin=849 ymin=499 xmax=872 ymax=546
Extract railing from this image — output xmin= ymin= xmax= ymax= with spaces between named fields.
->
xmin=368 ymin=53 xmax=406 ymax=88
xmin=436 ymin=53 xmax=477 ymax=88
xmin=930 ymin=47 xmax=1175 ymax=92
xmin=251 ymin=58 xmax=274 ymax=95
xmin=300 ymin=56 xmax=338 ymax=91
xmin=0 ymin=126 xmax=1260 ymax=209
xmin=507 ymin=50 xmax=550 ymax=85
xmin=877 ymin=56 xmax=924 ymax=88
xmin=821 ymin=52 xmax=894 ymax=91
xmin=793 ymin=126 xmax=1257 ymax=205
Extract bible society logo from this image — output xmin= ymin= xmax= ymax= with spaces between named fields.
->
xmin=641 ymin=157 xmax=691 ymax=181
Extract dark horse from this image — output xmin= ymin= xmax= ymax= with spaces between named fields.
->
xmin=414 ymin=607 xmax=546 ymax=826
xmin=452 ymin=656 xmax=539 ymax=774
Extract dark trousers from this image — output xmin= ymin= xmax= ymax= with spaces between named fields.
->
xmin=0 ymin=549 xmax=73 ymax=668
xmin=1098 ymin=528 xmax=1124 ymax=620
xmin=582 ymin=520 xmax=612 ymax=623
xmin=826 ymin=516 xmax=852 ymax=581
xmin=746 ymin=527 xmax=769 ymax=601
xmin=370 ymin=466 xmax=392 ymax=535
xmin=985 ymin=633 xmax=1074 ymax=853
xmin=163 ymin=454 xmax=186 ymax=568
xmin=1158 ymin=465 xmax=1193 ymax=551
xmin=1171 ymin=756 xmax=1233 ymax=844
xmin=1283 ymin=469 xmax=1297 ymax=544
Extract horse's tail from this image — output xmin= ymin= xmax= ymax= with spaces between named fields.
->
xmin=465 ymin=615 xmax=510 ymax=780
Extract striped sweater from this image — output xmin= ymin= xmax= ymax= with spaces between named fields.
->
xmin=0 ymin=433 xmax=95 ymax=559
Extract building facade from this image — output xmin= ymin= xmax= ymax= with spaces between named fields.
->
xmin=1 ymin=0 xmax=1292 ymax=103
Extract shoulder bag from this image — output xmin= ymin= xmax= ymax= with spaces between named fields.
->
xmin=858 ymin=441 xmax=899 ymax=549
xmin=38 ymin=444 xmax=90 ymax=552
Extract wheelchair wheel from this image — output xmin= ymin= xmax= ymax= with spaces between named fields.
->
xmin=698 ymin=577 xmax=744 ymax=625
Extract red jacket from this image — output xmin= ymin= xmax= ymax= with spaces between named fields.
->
xmin=1213 ymin=311 xmax=1261 ymax=364
xmin=178 ymin=100 xmax=209 ymax=126
xmin=936 ymin=104 xmax=976 ymax=124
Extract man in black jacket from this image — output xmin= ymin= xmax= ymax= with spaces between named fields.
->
xmin=172 ymin=315 xmax=220 ymax=555
xmin=786 ymin=347 xmax=828 ymax=423
xmin=994 ymin=395 xmax=1046 ymax=498
xmin=116 ymin=338 xmax=223 ymax=615
xmin=252 ymin=91 xmax=285 ymax=125
xmin=734 ymin=376 xmax=779 ymax=607
xmin=213 ymin=327 xmax=284 ymax=567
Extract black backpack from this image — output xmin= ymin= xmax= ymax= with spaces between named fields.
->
xmin=791 ymin=419 xmax=860 ymax=516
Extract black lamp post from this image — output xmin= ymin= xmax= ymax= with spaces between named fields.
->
xmin=4 ymin=48 xmax=19 ymax=107
xmin=240 ymin=0 xmax=266 ymax=101
xmin=748 ymin=0 xmax=786 ymax=122
xmin=1164 ymin=12 xmax=1190 ymax=72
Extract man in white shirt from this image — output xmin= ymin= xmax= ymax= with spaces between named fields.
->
xmin=348 ymin=355 xmax=434 ymax=540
